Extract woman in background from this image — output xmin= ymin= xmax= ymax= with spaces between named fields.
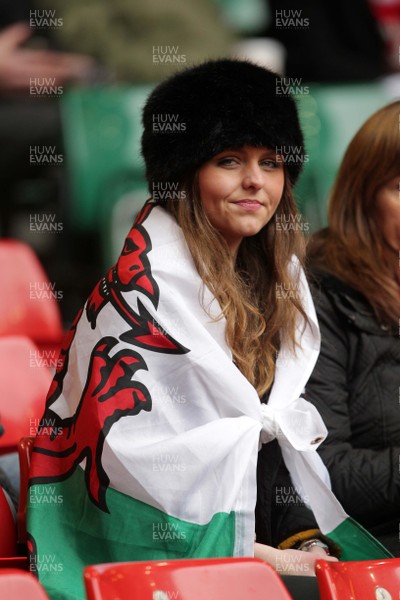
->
xmin=306 ymin=101 xmax=400 ymax=556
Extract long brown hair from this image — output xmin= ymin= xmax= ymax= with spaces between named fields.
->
xmin=308 ymin=101 xmax=400 ymax=325
xmin=161 ymin=171 xmax=307 ymax=397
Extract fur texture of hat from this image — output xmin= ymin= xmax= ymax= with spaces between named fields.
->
xmin=141 ymin=59 xmax=305 ymax=188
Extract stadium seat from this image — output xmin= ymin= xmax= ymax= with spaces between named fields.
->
xmin=0 ymin=569 xmax=49 ymax=599
xmin=61 ymin=86 xmax=152 ymax=267
xmin=0 ymin=240 xmax=64 ymax=353
xmin=215 ymin=0 xmax=269 ymax=33
xmin=0 ymin=485 xmax=17 ymax=558
xmin=315 ymin=557 xmax=400 ymax=600
xmin=0 ymin=337 xmax=52 ymax=454
xmin=295 ymin=82 xmax=390 ymax=231
xmin=84 ymin=557 xmax=292 ymax=600
xmin=17 ymin=437 xmax=35 ymax=547
xmin=0 ymin=485 xmax=28 ymax=570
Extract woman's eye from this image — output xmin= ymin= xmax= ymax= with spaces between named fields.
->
xmin=217 ymin=157 xmax=238 ymax=167
xmin=215 ymin=156 xmax=282 ymax=169
xmin=262 ymin=158 xmax=280 ymax=169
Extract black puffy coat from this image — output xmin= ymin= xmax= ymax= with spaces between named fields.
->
xmin=256 ymin=439 xmax=320 ymax=548
xmin=305 ymin=270 xmax=400 ymax=554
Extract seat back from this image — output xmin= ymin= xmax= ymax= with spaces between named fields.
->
xmin=84 ymin=557 xmax=292 ymax=600
xmin=295 ymin=82 xmax=390 ymax=230
xmin=61 ymin=86 xmax=153 ymax=267
xmin=0 ymin=240 xmax=63 ymax=345
xmin=17 ymin=436 xmax=36 ymax=546
xmin=316 ymin=557 xmax=400 ymax=600
xmin=0 ymin=568 xmax=49 ymax=598
xmin=0 ymin=486 xmax=17 ymax=557
xmin=215 ymin=0 xmax=269 ymax=33
xmin=61 ymin=86 xmax=151 ymax=228
xmin=0 ymin=337 xmax=52 ymax=454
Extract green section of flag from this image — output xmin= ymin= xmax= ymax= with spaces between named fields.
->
xmin=327 ymin=517 xmax=394 ymax=561
xmin=28 ymin=469 xmax=236 ymax=600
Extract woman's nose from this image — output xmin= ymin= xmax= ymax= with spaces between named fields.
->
xmin=242 ymin=163 xmax=264 ymax=189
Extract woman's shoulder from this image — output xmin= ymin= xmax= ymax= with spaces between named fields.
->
xmin=308 ymin=268 xmax=361 ymax=300
xmin=307 ymin=267 xmax=393 ymax=336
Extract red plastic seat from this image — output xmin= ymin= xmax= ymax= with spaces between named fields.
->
xmin=0 ymin=569 xmax=50 ymax=598
xmin=84 ymin=557 xmax=292 ymax=600
xmin=0 ymin=481 xmax=29 ymax=570
xmin=0 ymin=239 xmax=63 ymax=352
xmin=0 ymin=336 xmax=52 ymax=454
xmin=17 ymin=436 xmax=35 ymax=547
xmin=0 ymin=556 xmax=29 ymax=569
xmin=316 ymin=557 xmax=400 ymax=600
xmin=0 ymin=485 xmax=17 ymax=558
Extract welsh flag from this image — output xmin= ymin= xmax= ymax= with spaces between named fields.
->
xmin=27 ymin=204 xmax=392 ymax=600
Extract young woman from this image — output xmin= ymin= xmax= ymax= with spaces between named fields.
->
xmin=306 ymin=101 xmax=400 ymax=556
xmin=27 ymin=60 xmax=388 ymax=600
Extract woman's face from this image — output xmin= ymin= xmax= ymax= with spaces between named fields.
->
xmin=376 ymin=175 xmax=400 ymax=251
xmin=198 ymin=145 xmax=285 ymax=255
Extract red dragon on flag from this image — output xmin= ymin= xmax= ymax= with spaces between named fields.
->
xmin=30 ymin=203 xmax=189 ymax=512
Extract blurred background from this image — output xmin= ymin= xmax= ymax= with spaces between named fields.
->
xmin=1 ymin=0 xmax=400 ymax=329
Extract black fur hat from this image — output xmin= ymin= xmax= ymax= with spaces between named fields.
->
xmin=141 ymin=59 xmax=305 ymax=188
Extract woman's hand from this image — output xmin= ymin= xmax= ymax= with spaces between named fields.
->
xmin=254 ymin=542 xmax=338 ymax=577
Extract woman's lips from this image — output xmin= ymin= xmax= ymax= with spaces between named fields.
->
xmin=234 ymin=200 xmax=262 ymax=211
